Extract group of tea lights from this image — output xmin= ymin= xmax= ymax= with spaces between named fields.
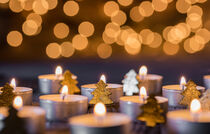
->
xmin=0 ymin=65 xmax=209 ymax=134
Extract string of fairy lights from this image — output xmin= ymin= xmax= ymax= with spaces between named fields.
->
xmin=1 ymin=0 xmax=210 ymax=59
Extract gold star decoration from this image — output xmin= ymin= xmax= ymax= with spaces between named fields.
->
xmin=0 ymin=83 xmax=16 ymax=107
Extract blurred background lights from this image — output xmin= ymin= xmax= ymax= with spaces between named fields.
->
xmin=61 ymin=42 xmax=75 ymax=58
xmin=111 ymin=10 xmax=127 ymax=26
xmin=0 ymin=0 xmax=9 ymax=4
xmin=117 ymin=0 xmax=133 ymax=7
xmin=9 ymin=0 xmax=23 ymax=13
xmin=176 ymin=0 xmax=191 ymax=14
xmin=152 ymin=0 xmax=168 ymax=12
xmin=78 ymin=21 xmax=95 ymax=37
xmin=104 ymin=1 xmax=119 ymax=17
xmin=72 ymin=34 xmax=88 ymax=50
xmin=97 ymin=43 xmax=112 ymax=59
xmin=7 ymin=31 xmax=23 ymax=47
xmin=22 ymin=20 xmax=39 ymax=36
xmin=140 ymin=29 xmax=155 ymax=45
xmin=130 ymin=6 xmax=144 ymax=22
xmin=46 ymin=42 xmax=61 ymax=59
xmin=46 ymin=0 xmax=57 ymax=10
xmin=27 ymin=13 xmax=42 ymax=27
xmin=163 ymin=42 xmax=179 ymax=55
xmin=102 ymin=31 xmax=115 ymax=44
xmin=149 ymin=32 xmax=162 ymax=48
xmin=138 ymin=1 xmax=154 ymax=17
xmin=104 ymin=22 xmax=120 ymax=38
xmin=32 ymin=0 xmax=49 ymax=15
xmin=63 ymin=0 xmax=79 ymax=16
xmin=53 ymin=23 xmax=69 ymax=39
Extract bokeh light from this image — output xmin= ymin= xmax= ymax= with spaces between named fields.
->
xmin=63 ymin=0 xmax=79 ymax=16
xmin=27 ymin=13 xmax=42 ymax=27
xmin=138 ymin=1 xmax=154 ymax=17
xmin=61 ymin=41 xmax=75 ymax=57
xmin=22 ymin=0 xmax=34 ymax=11
xmin=140 ymin=29 xmax=154 ymax=45
xmin=163 ymin=41 xmax=179 ymax=55
xmin=72 ymin=34 xmax=88 ymax=50
xmin=0 ymin=0 xmax=9 ymax=4
xmin=46 ymin=42 xmax=61 ymax=59
xmin=7 ymin=31 xmax=23 ymax=47
xmin=102 ymin=31 xmax=115 ymax=44
xmin=22 ymin=20 xmax=39 ymax=36
xmin=187 ymin=5 xmax=203 ymax=17
xmin=105 ymin=22 xmax=120 ymax=38
xmin=78 ymin=21 xmax=94 ymax=37
xmin=117 ymin=0 xmax=133 ymax=7
xmin=176 ymin=0 xmax=191 ymax=14
xmin=184 ymin=38 xmax=195 ymax=54
xmin=149 ymin=32 xmax=162 ymax=48
xmin=152 ymin=0 xmax=168 ymax=12
xmin=9 ymin=0 xmax=23 ymax=13
xmin=53 ymin=23 xmax=69 ymax=39
xmin=32 ymin=0 xmax=49 ymax=15
xmin=46 ymin=0 xmax=57 ymax=10
xmin=130 ymin=6 xmax=144 ymax=22
xmin=97 ymin=43 xmax=112 ymax=59
xmin=195 ymin=28 xmax=210 ymax=43
xmin=111 ymin=10 xmax=127 ymax=26
xmin=104 ymin=1 xmax=119 ymax=17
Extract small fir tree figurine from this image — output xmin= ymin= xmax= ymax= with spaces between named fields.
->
xmin=122 ymin=69 xmax=139 ymax=96
xmin=179 ymin=80 xmax=201 ymax=107
xmin=89 ymin=80 xmax=113 ymax=105
xmin=60 ymin=70 xmax=80 ymax=94
xmin=137 ymin=94 xmax=165 ymax=127
xmin=0 ymin=83 xmax=16 ymax=107
xmin=0 ymin=106 xmax=28 ymax=134
xmin=200 ymin=89 xmax=210 ymax=111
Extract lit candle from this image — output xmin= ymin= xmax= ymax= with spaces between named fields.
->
xmin=39 ymin=86 xmax=88 ymax=121
xmin=203 ymin=75 xmax=210 ymax=89
xmin=69 ymin=102 xmax=131 ymax=134
xmin=55 ymin=65 xmax=63 ymax=79
xmin=0 ymin=78 xmax=33 ymax=105
xmin=162 ymin=77 xmax=205 ymax=109
xmin=120 ymin=87 xmax=168 ymax=120
xmin=137 ymin=65 xmax=163 ymax=96
xmin=81 ymin=74 xmax=123 ymax=103
xmin=0 ymin=96 xmax=46 ymax=134
xmin=167 ymin=99 xmax=210 ymax=134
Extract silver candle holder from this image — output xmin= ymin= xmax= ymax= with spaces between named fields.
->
xmin=203 ymin=75 xmax=210 ymax=89
xmin=81 ymin=83 xmax=123 ymax=103
xmin=119 ymin=96 xmax=168 ymax=120
xmin=39 ymin=94 xmax=88 ymax=121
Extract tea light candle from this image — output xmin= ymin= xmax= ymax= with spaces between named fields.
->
xmin=0 ymin=96 xmax=46 ymax=134
xmin=81 ymin=75 xmax=123 ymax=103
xmin=120 ymin=87 xmax=168 ymax=120
xmin=162 ymin=76 xmax=205 ymax=109
xmin=167 ymin=99 xmax=210 ymax=134
xmin=39 ymin=85 xmax=88 ymax=121
xmin=0 ymin=78 xmax=33 ymax=105
xmin=138 ymin=66 xmax=163 ymax=96
xmin=203 ymin=75 xmax=210 ymax=89
xmin=69 ymin=103 xmax=131 ymax=134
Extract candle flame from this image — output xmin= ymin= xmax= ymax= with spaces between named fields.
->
xmin=13 ymin=96 xmax=23 ymax=110
xmin=180 ymin=76 xmax=186 ymax=86
xmin=94 ymin=102 xmax=106 ymax=117
xmin=55 ymin=66 xmax=63 ymax=77
xmin=140 ymin=86 xmax=147 ymax=99
xmin=190 ymin=99 xmax=201 ymax=113
xmin=100 ymin=74 xmax=106 ymax=83
xmin=139 ymin=65 xmax=147 ymax=77
xmin=61 ymin=85 xmax=68 ymax=96
xmin=10 ymin=78 xmax=16 ymax=89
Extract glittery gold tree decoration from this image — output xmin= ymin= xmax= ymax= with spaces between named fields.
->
xmin=200 ymin=89 xmax=210 ymax=111
xmin=89 ymin=80 xmax=113 ymax=105
xmin=60 ymin=70 xmax=80 ymax=94
xmin=179 ymin=80 xmax=201 ymax=107
xmin=0 ymin=83 xmax=16 ymax=107
xmin=137 ymin=95 xmax=165 ymax=127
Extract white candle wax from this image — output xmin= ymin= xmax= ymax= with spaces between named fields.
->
xmin=0 ymin=106 xmax=45 ymax=134
xmin=39 ymin=94 xmax=88 ymax=121
xmin=81 ymin=83 xmax=123 ymax=103
xmin=0 ymin=87 xmax=33 ymax=105
xmin=69 ymin=113 xmax=131 ymax=134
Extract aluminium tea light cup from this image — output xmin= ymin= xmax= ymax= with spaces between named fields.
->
xmin=167 ymin=99 xmax=210 ymax=134
xmin=203 ymin=75 xmax=210 ymax=89
xmin=0 ymin=96 xmax=46 ymax=134
xmin=69 ymin=103 xmax=132 ymax=134
xmin=81 ymin=75 xmax=123 ymax=103
xmin=39 ymin=85 xmax=88 ymax=121
xmin=138 ymin=66 xmax=163 ymax=96
xmin=120 ymin=87 xmax=168 ymax=120
xmin=162 ymin=77 xmax=205 ymax=109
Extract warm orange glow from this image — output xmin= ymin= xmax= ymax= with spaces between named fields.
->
xmin=105 ymin=22 xmax=120 ymax=38
xmin=196 ymin=28 xmax=210 ymax=44
xmin=138 ymin=1 xmax=154 ymax=17
xmin=46 ymin=43 xmax=61 ymax=59
xmin=97 ymin=43 xmax=112 ymax=59
xmin=32 ymin=0 xmax=49 ymax=15
xmin=176 ymin=0 xmax=191 ymax=14
xmin=100 ymin=74 xmax=106 ymax=83
xmin=53 ymin=23 xmax=69 ymax=39
xmin=130 ymin=6 xmax=144 ymax=22
xmin=187 ymin=5 xmax=203 ymax=17
xmin=149 ymin=32 xmax=162 ymax=48
xmin=10 ymin=78 xmax=16 ymax=89
xmin=13 ymin=96 xmax=23 ymax=110
xmin=0 ymin=0 xmax=9 ymax=4
xmin=46 ymin=0 xmax=58 ymax=10
xmin=22 ymin=20 xmax=39 ymax=36
xmin=63 ymin=0 xmax=79 ymax=16
xmin=190 ymin=99 xmax=201 ymax=113
xmin=61 ymin=85 xmax=68 ymax=95
xmin=140 ymin=86 xmax=147 ymax=101
xmin=94 ymin=102 xmax=106 ymax=117
xmin=61 ymin=42 xmax=75 ymax=58
xmin=9 ymin=0 xmax=23 ymax=13
xmin=184 ymin=38 xmax=196 ymax=54
xmin=111 ymin=10 xmax=127 ymax=26
xmin=27 ymin=13 xmax=42 ymax=27
xmin=163 ymin=42 xmax=179 ymax=55
xmin=72 ymin=34 xmax=88 ymax=50
xmin=104 ymin=1 xmax=119 ymax=17
xmin=78 ymin=21 xmax=94 ymax=37
xmin=55 ymin=66 xmax=62 ymax=77
xmin=140 ymin=29 xmax=154 ymax=45
xmin=152 ymin=0 xmax=168 ymax=12
xmin=117 ymin=0 xmax=133 ymax=7
xmin=7 ymin=31 xmax=23 ymax=47
xmin=139 ymin=65 xmax=148 ymax=77
xmin=180 ymin=76 xmax=186 ymax=89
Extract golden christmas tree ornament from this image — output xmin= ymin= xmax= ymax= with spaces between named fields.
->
xmin=137 ymin=95 xmax=165 ymax=127
xmin=60 ymin=70 xmax=80 ymax=94
xmin=0 ymin=83 xmax=16 ymax=107
xmin=89 ymin=80 xmax=113 ymax=105
xmin=179 ymin=80 xmax=201 ymax=107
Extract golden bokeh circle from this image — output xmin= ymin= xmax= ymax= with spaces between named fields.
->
xmin=53 ymin=23 xmax=69 ymax=39
xmin=97 ymin=43 xmax=112 ymax=59
xmin=63 ymin=0 xmax=79 ymax=16
xmin=72 ymin=34 xmax=88 ymax=50
xmin=7 ymin=31 xmax=23 ymax=47
xmin=46 ymin=42 xmax=61 ymax=59
xmin=78 ymin=21 xmax=95 ymax=37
